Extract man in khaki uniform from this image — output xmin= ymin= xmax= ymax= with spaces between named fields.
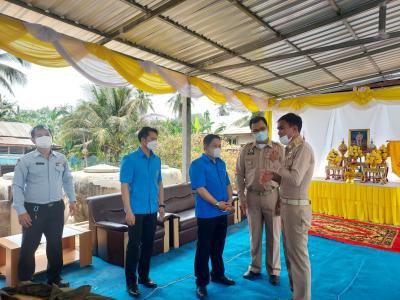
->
xmin=236 ymin=116 xmax=284 ymax=286
xmin=261 ymin=113 xmax=314 ymax=300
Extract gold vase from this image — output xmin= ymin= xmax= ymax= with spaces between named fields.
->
xmin=339 ymin=139 xmax=348 ymax=157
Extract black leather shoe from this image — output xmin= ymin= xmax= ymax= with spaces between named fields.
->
xmin=128 ymin=285 xmax=141 ymax=298
xmin=243 ymin=270 xmax=261 ymax=280
xmin=269 ymin=275 xmax=280 ymax=286
xmin=138 ymin=278 xmax=157 ymax=288
xmin=211 ymin=276 xmax=235 ymax=286
xmin=48 ymin=280 xmax=70 ymax=288
xmin=196 ymin=286 xmax=208 ymax=299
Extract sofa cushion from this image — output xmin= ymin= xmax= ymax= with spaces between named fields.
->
xmin=164 ymin=183 xmax=195 ymax=213
xmin=88 ymin=193 xmax=123 ymax=223
xmin=103 ymin=209 xmax=126 ymax=224
xmin=166 ymin=195 xmax=195 ymax=213
xmin=176 ymin=209 xmax=197 ymax=231
xmin=96 ymin=221 xmax=128 ymax=232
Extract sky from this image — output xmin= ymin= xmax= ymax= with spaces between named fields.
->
xmin=7 ymin=64 xmax=247 ymax=130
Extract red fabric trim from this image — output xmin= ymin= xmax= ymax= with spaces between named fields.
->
xmin=309 ymin=213 xmax=400 ymax=252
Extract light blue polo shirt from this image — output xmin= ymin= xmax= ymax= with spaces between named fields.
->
xmin=120 ymin=147 xmax=162 ymax=214
xmin=189 ymin=154 xmax=231 ymax=219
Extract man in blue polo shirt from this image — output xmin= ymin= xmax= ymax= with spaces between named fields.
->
xmin=120 ymin=127 xmax=165 ymax=298
xmin=189 ymin=134 xmax=236 ymax=299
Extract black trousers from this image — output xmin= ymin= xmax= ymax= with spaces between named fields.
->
xmin=125 ymin=213 xmax=157 ymax=288
xmin=195 ymin=215 xmax=228 ymax=287
xmin=18 ymin=200 xmax=65 ymax=282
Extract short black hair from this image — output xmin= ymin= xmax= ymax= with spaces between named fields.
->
xmin=203 ymin=134 xmax=221 ymax=147
xmin=30 ymin=125 xmax=52 ymax=138
xmin=249 ymin=116 xmax=268 ymax=128
xmin=138 ymin=127 xmax=158 ymax=142
xmin=278 ymin=113 xmax=302 ymax=132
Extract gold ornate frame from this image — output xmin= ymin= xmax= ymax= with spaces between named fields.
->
xmin=348 ymin=129 xmax=370 ymax=151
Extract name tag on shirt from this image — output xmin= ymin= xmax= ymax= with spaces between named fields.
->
xmin=36 ymin=162 xmax=45 ymax=165
xmin=55 ymin=162 xmax=62 ymax=166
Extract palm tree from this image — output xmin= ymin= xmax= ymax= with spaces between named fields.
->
xmin=134 ymin=90 xmax=154 ymax=116
xmin=200 ymin=110 xmax=213 ymax=133
xmin=0 ymin=97 xmax=17 ymax=120
xmin=191 ymin=111 xmax=214 ymax=134
xmin=167 ymin=94 xmax=195 ymax=118
xmin=215 ymin=123 xmax=227 ymax=133
xmin=61 ymin=85 xmax=149 ymax=162
xmin=0 ymin=52 xmax=29 ymax=96
xmin=168 ymin=94 xmax=183 ymax=118
xmin=232 ymin=112 xmax=263 ymax=127
xmin=217 ymin=104 xmax=230 ymax=116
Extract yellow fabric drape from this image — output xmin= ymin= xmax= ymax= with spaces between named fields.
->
xmin=86 ymin=44 xmax=175 ymax=94
xmin=3 ymin=13 xmax=400 ymax=113
xmin=270 ymin=86 xmax=400 ymax=110
xmin=264 ymin=111 xmax=272 ymax=140
xmin=0 ymin=15 xmax=68 ymax=67
xmin=234 ymin=91 xmax=259 ymax=112
xmin=389 ymin=141 xmax=400 ymax=177
xmin=309 ymin=180 xmax=400 ymax=226
xmin=0 ymin=14 xmax=268 ymax=111
xmin=188 ymin=77 xmax=227 ymax=104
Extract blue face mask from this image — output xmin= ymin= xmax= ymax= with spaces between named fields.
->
xmin=254 ymin=129 xmax=268 ymax=142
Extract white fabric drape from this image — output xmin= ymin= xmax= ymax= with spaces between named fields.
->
xmin=25 ymin=22 xmax=130 ymax=87
xmin=271 ymin=104 xmax=400 ymax=180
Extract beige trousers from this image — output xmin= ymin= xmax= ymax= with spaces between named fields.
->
xmin=281 ymin=203 xmax=312 ymax=300
xmin=246 ymin=189 xmax=281 ymax=275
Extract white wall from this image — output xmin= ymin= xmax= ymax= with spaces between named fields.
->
xmin=271 ymin=103 xmax=400 ymax=180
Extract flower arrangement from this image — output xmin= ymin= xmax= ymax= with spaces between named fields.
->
xmin=326 ymin=140 xmax=389 ymax=184
xmin=344 ymin=166 xmax=357 ymax=183
xmin=347 ymin=146 xmax=363 ymax=161
xmin=379 ymin=144 xmax=389 ymax=162
xmin=326 ymin=149 xmax=342 ymax=165
xmin=365 ymin=150 xmax=383 ymax=169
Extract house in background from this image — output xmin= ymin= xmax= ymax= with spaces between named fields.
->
xmin=220 ymin=125 xmax=253 ymax=147
xmin=0 ymin=121 xmax=35 ymax=175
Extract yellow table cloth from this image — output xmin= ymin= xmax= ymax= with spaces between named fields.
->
xmin=309 ymin=179 xmax=400 ymax=226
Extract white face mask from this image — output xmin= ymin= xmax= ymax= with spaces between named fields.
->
xmin=254 ymin=129 xmax=268 ymax=142
xmin=213 ymin=148 xmax=221 ymax=158
xmin=256 ymin=143 xmax=267 ymax=149
xmin=147 ymin=140 xmax=158 ymax=151
xmin=35 ymin=136 xmax=52 ymax=149
xmin=279 ymin=135 xmax=292 ymax=146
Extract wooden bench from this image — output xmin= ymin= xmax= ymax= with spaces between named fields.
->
xmin=0 ymin=224 xmax=92 ymax=288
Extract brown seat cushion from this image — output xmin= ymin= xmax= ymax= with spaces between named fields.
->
xmin=96 ymin=221 xmax=128 ymax=232
xmin=103 ymin=209 xmax=126 ymax=224
xmin=176 ymin=209 xmax=197 ymax=231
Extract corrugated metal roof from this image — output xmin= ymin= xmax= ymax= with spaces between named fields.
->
xmin=1 ymin=0 xmax=400 ymax=99
xmin=0 ymin=136 xmax=34 ymax=146
xmin=0 ymin=121 xmax=32 ymax=138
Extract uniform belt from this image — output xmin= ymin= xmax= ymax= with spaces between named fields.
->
xmin=25 ymin=200 xmax=63 ymax=208
xmin=248 ymin=186 xmax=278 ymax=196
xmin=281 ymin=198 xmax=310 ymax=206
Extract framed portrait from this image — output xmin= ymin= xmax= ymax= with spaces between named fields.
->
xmin=348 ymin=129 xmax=370 ymax=151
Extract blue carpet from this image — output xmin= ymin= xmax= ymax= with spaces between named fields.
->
xmin=1 ymin=220 xmax=400 ymax=299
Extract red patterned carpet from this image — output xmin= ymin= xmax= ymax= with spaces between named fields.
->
xmin=309 ymin=213 xmax=400 ymax=252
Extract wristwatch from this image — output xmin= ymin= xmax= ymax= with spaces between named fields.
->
xmin=214 ymin=202 xmax=219 ymax=207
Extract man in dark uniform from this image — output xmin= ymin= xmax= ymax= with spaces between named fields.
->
xmin=12 ymin=125 xmax=77 ymax=287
